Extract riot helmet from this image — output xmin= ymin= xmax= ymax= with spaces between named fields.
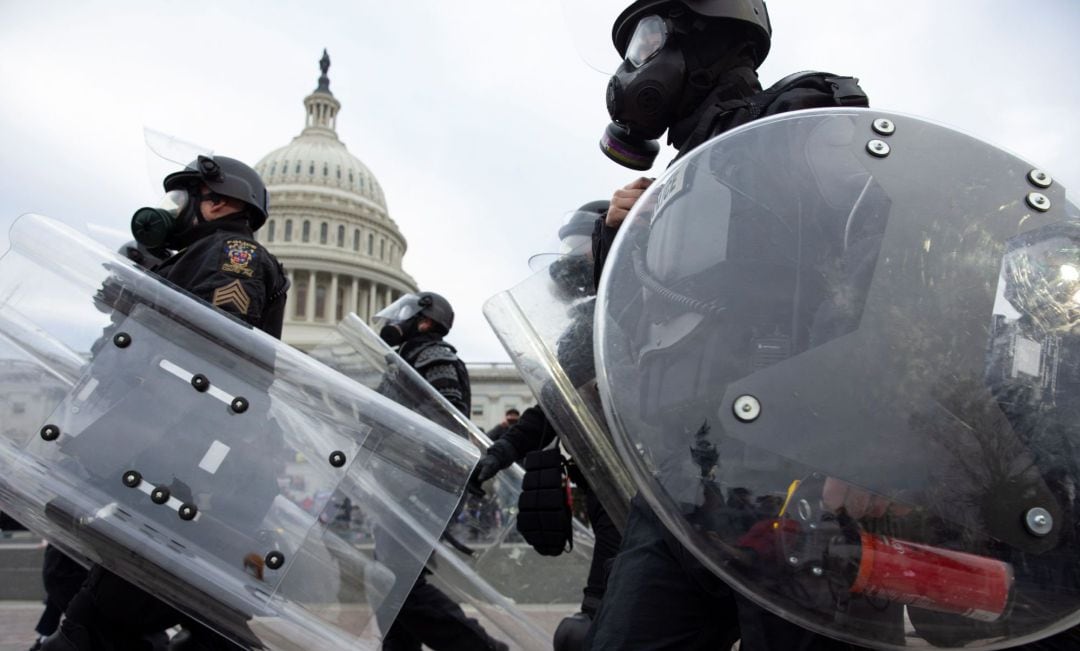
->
xmin=131 ymin=155 xmax=269 ymax=249
xmin=375 ymin=291 xmax=455 ymax=346
xmin=545 ymin=200 xmax=608 ymax=303
xmin=558 ymin=199 xmax=608 ymax=254
xmin=595 ymin=108 xmax=1080 ymax=648
xmin=601 ymin=0 xmax=771 ymax=170
xmin=611 ymin=0 xmax=771 ymax=64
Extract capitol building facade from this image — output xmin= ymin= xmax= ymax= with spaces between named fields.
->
xmin=254 ymin=53 xmax=532 ymax=431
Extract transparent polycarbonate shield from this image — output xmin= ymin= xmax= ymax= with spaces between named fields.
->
xmin=560 ymin=0 xmax=627 ymax=75
xmin=596 ymin=108 xmax=1080 ymax=649
xmin=484 ymin=249 xmax=635 ymax=532
xmin=0 ymin=215 xmax=478 ymax=651
xmin=312 ymin=315 xmax=598 ymax=651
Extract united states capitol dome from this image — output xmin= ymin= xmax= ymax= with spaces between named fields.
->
xmin=254 ymin=50 xmax=417 ymax=350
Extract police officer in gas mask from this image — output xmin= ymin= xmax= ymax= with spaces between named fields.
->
xmin=373 ymin=291 xmax=508 ymax=651
xmin=375 ymin=291 xmax=470 ymax=415
xmin=584 ymin=1 xmax=871 ymax=649
xmin=591 ymin=103 xmax=1080 ymax=649
xmin=595 ymin=0 xmax=868 ymax=258
xmin=43 ymin=154 xmax=288 ymax=651
xmin=130 ymin=155 xmax=289 ymax=337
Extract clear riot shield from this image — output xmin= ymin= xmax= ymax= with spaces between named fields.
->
xmin=0 ymin=215 xmax=478 ymax=650
xmin=596 ymin=108 xmax=1080 ymax=649
xmin=484 ymin=249 xmax=635 ymax=531
xmin=311 ymin=315 xmax=597 ymax=651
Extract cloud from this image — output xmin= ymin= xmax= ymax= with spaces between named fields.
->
xmin=2 ymin=0 xmax=1077 ymax=363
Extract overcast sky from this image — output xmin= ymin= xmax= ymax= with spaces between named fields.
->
xmin=1 ymin=1 xmax=1078 ymax=362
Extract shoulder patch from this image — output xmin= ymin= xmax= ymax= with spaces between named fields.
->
xmin=222 ymin=239 xmax=257 ymax=277
xmin=212 ymin=279 xmax=251 ymax=314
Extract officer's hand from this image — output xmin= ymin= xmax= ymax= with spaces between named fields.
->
xmin=606 ymin=177 xmax=654 ymax=229
xmin=468 ymin=454 xmax=503 ymax=497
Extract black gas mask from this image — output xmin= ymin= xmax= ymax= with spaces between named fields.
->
xmin=374 ymin=293 xmax=440 ymax=347
xmin=131 ymin=188 xmax=198 ymax=249
xmin=601 ymin=15 xmax=686 ymax=170
xmin=378 ymin=316 xmax=422 ymax=348
xmin=130 ymin=187 xmax=228 ymax=250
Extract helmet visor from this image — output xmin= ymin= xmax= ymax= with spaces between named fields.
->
xmin=372 ymin=294 xmax=423 ymax=331
xmin=625 ymin=15 xmax=668 ymax=68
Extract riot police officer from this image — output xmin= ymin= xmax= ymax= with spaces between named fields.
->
xmin=374 ymin=291 xmax=507 ymax=651
xmin=585 ymin=1 xmax=872 ymax=648
xmin=375 ymin=291 xmax=470 ymax=415
xmin=472 ymin=201 xmax=626 ymax=651
xmin=43 ymin=154 xmax=288 ymax=651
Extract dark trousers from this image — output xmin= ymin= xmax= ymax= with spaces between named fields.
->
xmin=581 ymin=487 xmax=621 ymax=615
xmin=382 ymin=572 xmax=503 ymax=651
xmin=50 ymin=565 xmax=237 ymax=651
xmin=586 ymin=497 xmax=864 ymax=651
xmin=36 ymin=546 xmax=89 ymax=637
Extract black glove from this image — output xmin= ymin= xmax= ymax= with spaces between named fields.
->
xmin=468 ymin=454 xmax=504 ymax=496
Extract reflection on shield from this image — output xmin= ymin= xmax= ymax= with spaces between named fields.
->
xmin=0 ymin=215 xmax=478 ymax=650
xmin=594 ymin=108 xmax=1080 ymax=649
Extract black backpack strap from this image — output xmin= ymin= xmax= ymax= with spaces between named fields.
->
xmin=824 ymin=75 xmax=869 ymax=107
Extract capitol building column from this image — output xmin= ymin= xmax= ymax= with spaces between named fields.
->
xmin=350 ymin=276 xmax=360 ymax=321
xmin=285 ymin=269 xmax=295 ymax=322
xmin=329 ymin=272 xmax=339 ymax=322
xmin=305 ymin=272 xmax=316 ymax=323
xmin=367 ymin=281 xmax=377 ymax=321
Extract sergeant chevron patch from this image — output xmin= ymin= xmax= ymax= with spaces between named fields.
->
xmin=212 ymin=280 xmax=251 ymax=314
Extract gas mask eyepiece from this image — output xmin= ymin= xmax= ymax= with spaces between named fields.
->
xmin=600 ymin=14 xmax=684 ymax=170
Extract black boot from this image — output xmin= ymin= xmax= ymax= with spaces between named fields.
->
xmin=39 ymin=619 xmax=95 ymax=651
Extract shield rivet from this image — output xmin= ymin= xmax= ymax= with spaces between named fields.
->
xmin=329 ymin=451 xmax=347 ymax=468
xmin=40 ymin=424 xmax=60 ymax=441
xmin=122 ymin=470 xmax=142 ymax=488
xmin=872 ymin=118 xmax=895 ymax=136
xmin=178 ymin=503 xmax=198 ymax=521
xmin=1025 ymin=507 xmax=1053 ymax=536
xmin=151 ymin=486 xmax=171 ymax=505
xmin=265 ymin=550 xmax=285 ymax=570
xmin=230 ymin=397 xmax=249 ymax=414
xmin=191 ymin=374 xmax=210 ymax=392
xmin=867 ymin=139 xmax=890 ymax=158
xmin=1027 ymin=169 xmax=1052 ymax=188
xmin=113 ymin=332 xmax=131 ymax=348
xmin=1027 ymin=192 xmax=1051 ymax=212
xmin=733 ymin=395 xmax=761 ymax=423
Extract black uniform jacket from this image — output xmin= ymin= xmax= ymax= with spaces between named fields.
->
xmin=399 ymin=333 xmax=472 ymax=416
xmin=153 ymin=216 xmax=288 ymax=337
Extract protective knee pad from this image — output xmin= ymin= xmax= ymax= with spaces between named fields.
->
xmin=553 ymin=612 xmax=592 ymax=651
